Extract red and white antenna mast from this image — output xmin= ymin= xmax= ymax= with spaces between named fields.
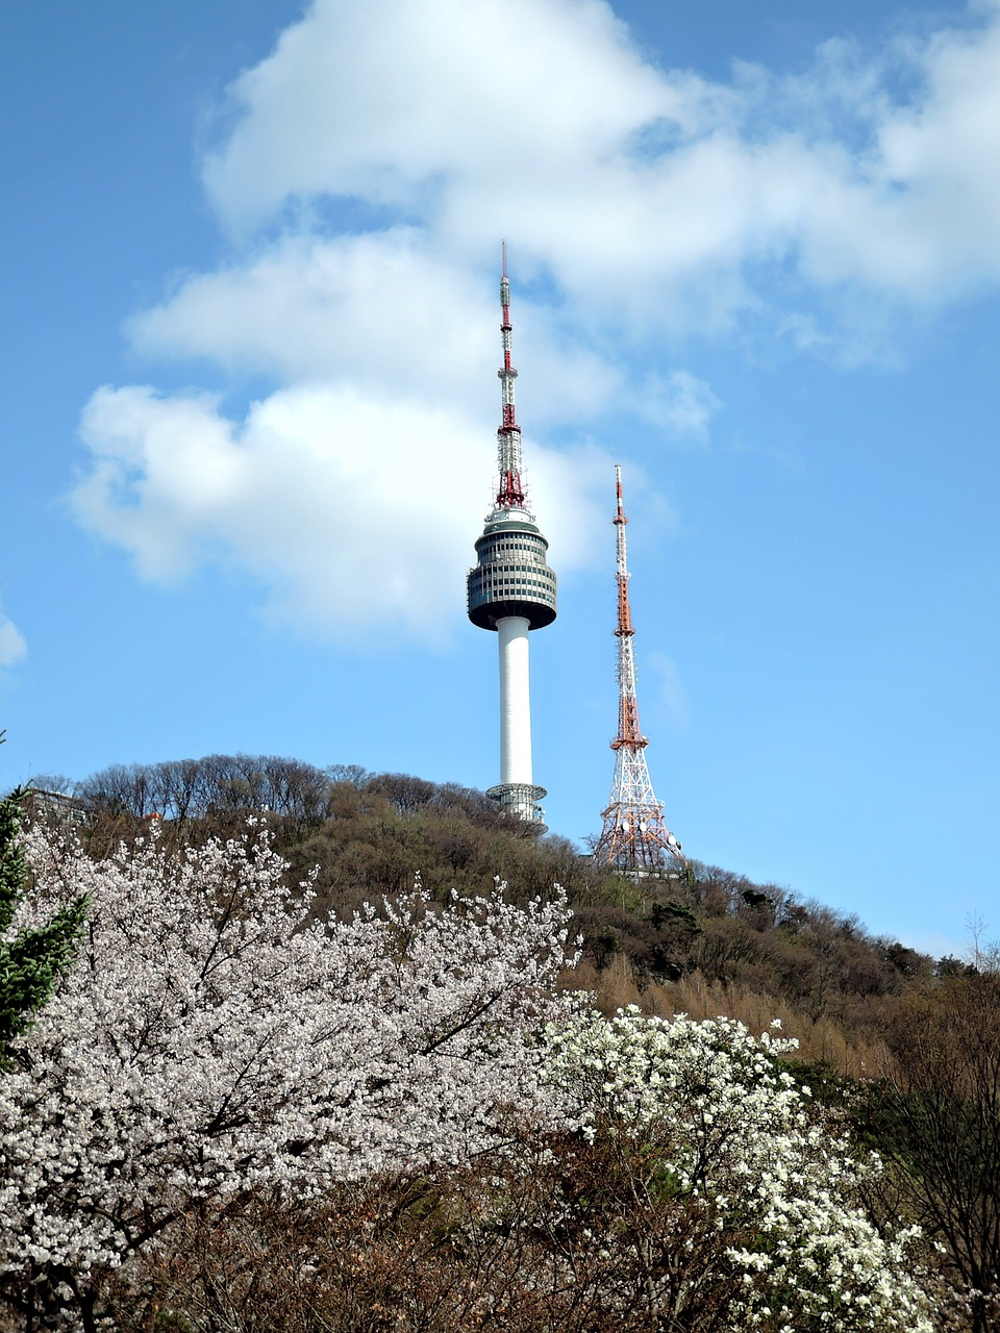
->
xmin=496 ymin=240 xmax=526 ymax=508
xmin=593 ymin=466 xmax=686 ymax=877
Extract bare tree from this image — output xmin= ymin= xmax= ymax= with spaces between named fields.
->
xmin=860 ymin=975 xmax=1000 ymax=1331
xmin=77 ymin=755 xmax=331 ymax=828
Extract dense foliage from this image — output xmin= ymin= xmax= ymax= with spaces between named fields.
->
xmin=100 ymin=1013 xmax=936 ymax=1333
xmin=59 ymin=754 xmax=951 ymax=1061
xmin=8 ymin=753 xmax=995 ymax=1329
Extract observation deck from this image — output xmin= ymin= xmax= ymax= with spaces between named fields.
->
xmin=486 ymin=780 xmax=547 ymax=825
xmin=466 ymin=508 xmax=558 ymax=631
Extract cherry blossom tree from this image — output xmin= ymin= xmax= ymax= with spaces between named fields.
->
xmin=0 ymin=787 xmax=86 ymax=1063
xmin=0 ymin=821 xmax=578 ymax=1329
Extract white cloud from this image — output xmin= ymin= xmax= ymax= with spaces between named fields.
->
xmin=645 ymin=651 xmax=689 ymax=729
xmin=74 ymin=384 xmax=609 ymax=640
xmin=0 ymin=608 xmax=27 ymax=669
xmin=129 ymin=229 xmax=621 ymax=428
xmin=636 ymin=371 xmax=722 ymax=438
xmin=202 ymin=0 xmax=1000 ymax=317
xmin=202 ymin=0 xmax=695 ymax=234
xmin=73 ymin=0 xmax=1000 ymax=641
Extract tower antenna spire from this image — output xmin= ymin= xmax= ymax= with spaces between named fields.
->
xmin=496 ymin=241 xmax=525 ymax=508
xmin=467 ymin=248 xmax=558 ymax=826
xmin=594 ymin=466 xmax=686 ymax=878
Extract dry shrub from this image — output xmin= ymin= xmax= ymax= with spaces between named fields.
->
xmin=563 ymin=954 xmax=643 ymax=1012
xmin=562 ymin=960 xmax=890 ymax=1079
xmin=108 ymin=1128 xmax=766 ymax=1333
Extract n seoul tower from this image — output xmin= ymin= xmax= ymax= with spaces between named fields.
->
xmin=467 ymin=247 xmax=557 ymax=824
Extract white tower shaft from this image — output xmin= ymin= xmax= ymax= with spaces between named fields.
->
xmin=497 ymin=615 xmax=533 ymax=785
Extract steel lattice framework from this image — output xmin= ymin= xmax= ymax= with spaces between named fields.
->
xmin=496 ymin=241 xmax=526 ymax=510
xmin=593 ymin=467 xmax=686 ymax=878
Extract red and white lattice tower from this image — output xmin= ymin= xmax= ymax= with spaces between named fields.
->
xmin=593 ymin=466 xmax=686 ymax=877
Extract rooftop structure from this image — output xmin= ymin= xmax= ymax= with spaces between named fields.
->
xmin=24 ymin=789 xmax=90 ymax=827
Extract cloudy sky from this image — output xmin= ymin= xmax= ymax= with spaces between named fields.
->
xmin=3 ymin=0 xmax=999 ymax=954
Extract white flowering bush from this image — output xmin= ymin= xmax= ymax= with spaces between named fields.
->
xmin=545 ymin=1006 xmax=934 ymax=1332
xmin=0 ymin=822 xmax=578 ymax=1327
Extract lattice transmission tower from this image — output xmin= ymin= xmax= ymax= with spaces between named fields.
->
xmin=593 ymin=466 xmax=686 ymax=878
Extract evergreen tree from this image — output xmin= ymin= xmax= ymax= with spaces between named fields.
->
xmin=0 ymin=785 xmax=87 ymax=1060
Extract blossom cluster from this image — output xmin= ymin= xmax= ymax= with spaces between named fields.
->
xmin=0 ymin=823 xmax=578 ymax=1290
xmin=545 ymin=1006 xmax=934 ymax=1332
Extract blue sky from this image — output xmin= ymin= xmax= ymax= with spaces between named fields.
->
xmin=3 ymin=0 xmax=999 ymax=957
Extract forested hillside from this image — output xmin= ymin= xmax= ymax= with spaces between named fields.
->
xmin=46 ymin=752 xmax=966 ymax=1070
xmin=11 ymin=753 xmax=997 ymax=1331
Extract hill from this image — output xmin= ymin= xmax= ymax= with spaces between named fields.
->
xmin=18 ymin=753 xmax=1000 ymax=1328
xmin=39 ymin=752 xmax=972 ymax=1075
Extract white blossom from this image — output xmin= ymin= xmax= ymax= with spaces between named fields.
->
xmin=0 ymin=824 xmax=579 ymax=1289
xmin=545 ymin=1005 xmax=934 ymax=1332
